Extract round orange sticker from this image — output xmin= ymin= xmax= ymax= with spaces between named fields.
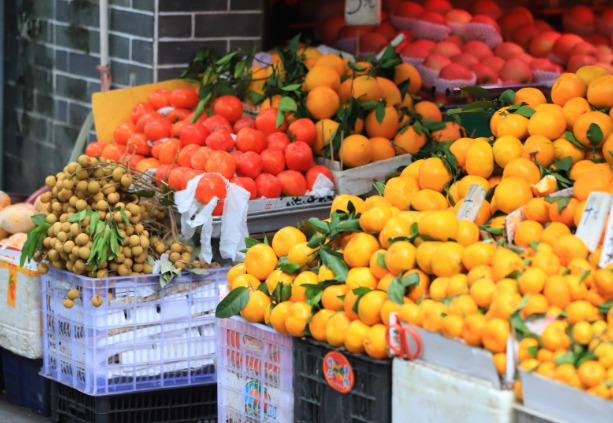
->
xmin=323 ymin=351 xmax=354 ymax=394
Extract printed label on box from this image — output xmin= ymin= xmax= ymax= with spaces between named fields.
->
xmin=345 ymin=0 xmax=381 ymax=26
xmin=599 ymin=200 xmax=613 ymax=268
xmin=456 ymin=184 xmax=487 ymax=222
xmin=323 ymin=351 xmax=354 ymax=394
xmin=575 ymin=192 xmax=611 ymax=252
xmin=244 ymin=380 xmax=278 ymax=421
xmin=6 ymin=265 xmax=16 ymax=307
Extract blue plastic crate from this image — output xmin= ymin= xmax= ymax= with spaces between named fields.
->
xmin=41 ymin=267 xmax=228 ymax=395
xmin=2 ymin=348 xmax=50 ymax=416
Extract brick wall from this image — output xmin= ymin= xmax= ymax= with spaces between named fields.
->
xmin=3 ymin=0 xmax=263 ymax=194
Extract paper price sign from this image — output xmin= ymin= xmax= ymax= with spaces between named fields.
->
xmin=456 ymin=184 xmax=487 ymax=222
xmin=345 ymin=0 xmax=381 ymax=26
xmin=575 ymin=191 xmax=611 ymax=252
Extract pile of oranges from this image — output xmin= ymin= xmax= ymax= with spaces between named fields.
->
xmin=220 ymin=65 xmax=613 ymax=402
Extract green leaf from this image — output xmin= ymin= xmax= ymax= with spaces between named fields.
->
xmin=215 ymin=51 xmax=238 ymax=66
xmin=527 ymin=345 xmax=539 ymax=359
xmin=499 ymin=89 xmax=515 ymax=106
xmin=544 ymin=196 xmax=572 ymax=214
xmin=319 ymin=248 xmax=348 ymax=282
xmin=279 ymin=263 xmax=303 ymax=275
xmin=551 ymin=156 xmax=573 ymax=172
xmin=564 ymin=131 xmax=584 ymax=149
xmin=587 ymin=123 xmax=604 ymax=146
xmin=245 ymin=90 xmax=264 ymax=105
xmin=20 ymin=222 xmax=50 ymax=267
xmin=375 ymin=103 xmax=385 ymax=124
xmin=215 ymin=287 xmax=250 ymax=318
xmin=282 ymin=83 xmax=302 ymax=91
xmin=352 ymin=287 xmax=372 ymax=313
xmin=460 ymin=86 xmax=491 ymax=100
xmin=257 ymin=282 xmax=269 ymax=295
xmin=307 ymin=234 xmax=326 ymax=249
xmin=553 ymin=352 xmax=576 ymax=366
xmin=118 ymin=208 xmax=130 ymax=226
xmin=244 ymin=237 xmax=262 ymax=248
xmin=336 ymin=218 xmax=361 ymax=233
xmin=598 ymin=299 xmax=613 ymax=315
xmin=186 ymin=267 xmax=210 ymax=275
xmin=67 ymin=209 xmax=88 ymax=223
xmin=361 ymin=100 xmax=380 ymax=110
xmin=387 ymin=272 xmax=419 ymax=304
xmin=377 ymin=252 xmax=387 ymax=270
xmin=89 ymin=211 xmax=100 ymax=236
xmin=514 ymin=106 xmax=535 ymax=118
xmin=281 ymin=283 xmax=292 ymax=302
xmin=579 ymin=270 xmax=591 ymax=284
xmin=575 ymin=350 xmax=598 ymax=368
xmin=307 ymin=218 xmax=330 ymax=235
xmin=31 ymin=214 xmax=48 ymax=226
xmin=604 ymin=380 xmax=613 ymax=388
xmin=373 ymin=181 xmax=386 ymax=196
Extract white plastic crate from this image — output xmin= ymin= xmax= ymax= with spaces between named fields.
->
xmin=41 ymin=266 xmax=228 ymax=395
xmin=217 ymin=316 xmax=293 ymax=423
xmin=392 ymin=359 xmax=516 ymax=423
xmin=0 ymin=246 xmax=43 ymax=359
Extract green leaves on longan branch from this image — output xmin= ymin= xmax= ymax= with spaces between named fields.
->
xmin=20 ymin=214 xmax=50 ymax=268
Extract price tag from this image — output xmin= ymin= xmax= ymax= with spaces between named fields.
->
xmin=345 ymin=0 xmax=381 ymax=26
xmin=456 ymin=184 xmax=487 ymax=222
xmin=599 ymin=200 xmax=613 ymax=268
xmin=575 ymin=192 xmax=611 ymax=252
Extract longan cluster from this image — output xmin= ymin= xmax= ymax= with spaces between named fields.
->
xmin=153 ymin=239 xmax=208 ymax=269
xmin=34 ymin=155 xmax=193 ymax=277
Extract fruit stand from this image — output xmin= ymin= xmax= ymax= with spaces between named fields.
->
xmin=1 ymin=0 xmax=613 ymax=422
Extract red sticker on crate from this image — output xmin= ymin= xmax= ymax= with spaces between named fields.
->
xmin=323 ymin=351 xmax=354 ymax=394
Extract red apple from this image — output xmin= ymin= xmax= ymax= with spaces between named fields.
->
xmin=589 ymin=34 xmax=611 ymax=47
xmin=418 ymin=11 xmax=446 ymax=25
xmin=499 ymin=58 xmax=533 ymax=84
xmin=446 ymin=35 xmax=465 ymax=47
xmin=306 ymin=165 xmax=334 ymax=191
xmin=510 ymin=52 xmax=534 ymax=65
xmin=470 ymin=63 xmax=498 ymax=84
xmin=529 ymin=58 xmax=563 ymax=73
xmin=494 ymin=42 xmax=525 ymax=60
xmin=563 ymin=5 xmax=595 ymax=36
xmin=360 ymin=32 xmax=389 ymax=52
xmin=483 ymin=55 xmax=506 ymax=73
xmin=499 ymin=12 xmax=533 ymax=40
xmin=423 ymin=52 xmax=452 ymax=71
xmin=412 ymin=39 xmax=436 ymax=51
xmin=445 ymin=9 xmax=472 ymax=25
xmin=573 ymin=42 xmax=597 ymax=56
xmin=512 ymin=24 xmax=540 ymax=50
xmin=277 ymin=170 xmax=308 ymax=197
xmin=439 ymin=63 xmax=474 ymax=80
xmin=318 ymin=16 xmax=346 ymax=45
xmin=451 ymin=53 xmax=479 ymax=67
xmin=567 ymin=55 xmax=598 ymax=73
xmin=470 ymin=15 xmax=501 ymax=33
xmin=462 ymin=40 xmax=493 ymax=60
xmin=431 ymin=41 xmax=462 ymax=58
xmin=529 ymin=31 xmax=561 ymax=58
xmin=423 ymin=0 xmax=452 ymax=15
xmin=552 ymin=34 xmax=584 ymax=61
xmin=534 ymin=20 xmax=554 ymax=32
xmin=400 ymin=45 xmax=429 ymax=59
xmin=372 ymin=21 xmax=397 ymax=41
xmin=395 ymin=1 xmax=423 ymax=18
xmin=470 ymin=0 xmax=502 ymax=20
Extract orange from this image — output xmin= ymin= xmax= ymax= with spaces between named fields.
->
xmin=493 ymin=177 xmax=533 ymax=214
xmin=240 ymin=290 xmax=271 ymax=323
xmin=406 ymin=269 xmax=430 ymax=302
xmin=326 ymin=311 xmax=352 ymax=347
xmin=492 ymin=135 xmax=523 ymax=168
xmin=313 ymin=119 xmax=340 ymax=155
xmin=521 ymin=135 xmax=555 ymax=167
xmin=448 ymin=294 xmax=478 ymax=317
xmin=365 ymin=106 xmax=399 ymax=139
xmin=370 ymin=249 xmax=390 ymax=279
xmin=525 ymin=198 xmax=553 ymax=225
xmin=399 ymin=302 xmax=423 ymax=326
xmin=569 ymin=160 xmax=597 ymax=180
xmin=470 ymin=277 xmax=496 ymax=308
xmin=562 ymin=97 xmax=591 ymax=130
xmin=393 ymin=63 xmax=422 ymax=94
xmin=376 ymin=77 xmax=402 ymax=106
xmin=363 ymin=195 xmax=392 ymax=210
xmin=291 ymin=271 xmax=318 ymax=302
xmin=578 ymin=360 xmax=606 ymax=389
xmin=450 ymin=137 xmax=475 ymax=167
xmin=594 ymin=343 xmax=613 ymax=369
xmin=393 ymin=126 xmax=427 ymax=155
xmin=527 ymin=108 xmax=566 ymax=140
xmin=357 ymin=290 xmax=388 ymax=326
xmin=540 ymin=221 xmax=571 ymax=246
xmin=422 ymin=301 xmax=448 ymax=332
xmin=322 ymin=284 xmax=348 ymax=311
xmin=244 ymin=244 xmax=278 ymax=280
xmin=455 ymin=220 xmax=480 ymax=247
xmin=457 ymin=175 xmax=489 ymax=199
xmin=594 ymin=268 xmax=613 ymax=297
xmin=227 ymin=262 xmax=246 ymax=285
xmin=514 ymin=87 xmax=547 ymax=108
xmin=537 ymin=349 xmax=554 ymax=363
xmin=383 ymin=176 xmax=420 ymax=210
xmin=288 ymin=242 xmax=318 ymax=266
xmin=553 ymin=234 xmax=588 ymax=266
xmin=555 ymin=363 xmax=578 ymax=384
xmin=573 ymin=168 xmax=613 ymax=202
xmin=231 ymin=274 xmax=261 ymax=290
xmin=303 ymin=65 xmax=341 ymax=91
xmin=269 ymin=301 xmax=292 ymax=334
xmin=350 ymin=75 xmax=383 ymax=103
xmin=309 ymin=308 xmax=335 ymax=342
xmin=286 ymin=302 xmax=314 ymax=336
xmin=416 ymin=241 xmax=442 ymax=274
xmin=551 ymin=72 xmax=587 ymax=107
xmin=359 ymin=206 xmax=393 ymax=232
xmin=414 ymin=101 xmax=442 ymax=121
xmin=418 ymin=157 xmax=452 ymax=192
xmin=541 ymin=320 xmax=571 ymax=351
xmin=465 ymin=140 xmax=494 ymax=178
xmin=573 ymin=321 xmax=594 ymax=345
xmin=306 ymin=86 xmax=340 ymax=120
xmin=462 ymin=313 xmax=488 ymax=346
xmin=369 ymin=137 xmax=396 ymax=162
xmin=441 ymin=314 xmax=464 ymax=338
xmin=418 ymin=210 xmax=459 ymax=241
xmin=462 ymin=242 xmax=495 ymax=270
xmin=431 ymin=121 xmax=465 ymax=142
xmin=379 ymin=216 xmax=413 ymax=248
xmin=587 ymin=75 xmax=613 ymax=109
xmin=514 ymin=220 xmax=544 ymax=248
xmin=341 ymin=134 xmax=372 ymax=168
xmin=265 ymin=269 xmax=294 ymax=294
xmin=446 ymin=274 xmax=469 ymax=296
xmin=363 ymin=323 xmax=389 ymax=359
xmin=331 ymin=194 xmax=365 ymax=215
xmin=522 ymin=293 xmax=549 ymax=317
xmin=318 ymin=264 xmax=336 ymax=282
xmin=490 ymin=291 xmax=522 ymax=320
xmin=496 ymin=278 xmax=519 ymax=295
xmin=519 ymin=267 xmax=547 ymax=294
xmin=411 ymin=189 xmax=448 ymax=211
xmin=345 ymin=319 xmax=371 ymax=354
xmin=502 ymin=157 xmax=541 ymax=185
xmin=313 ymin=54 xmax=346 ymax=77
xmin=343 ymin=288 xmax=360 ymax=321
xmin=548 ymin=197 xmax=578 ymax=227
xmin=535 ymin=253 xmax=563 ymax=278
xmin=490 ymin=106 xmax=510 ymax=137
xmin=496 ymin=113 xmax=529 ymax=139
xmin=380 ymin=299 xmax=402 ymax=326
xmin=384 ymin=241 xmax=417 ymax=275
xmin=431 ymin=242 xmax=465 ymax=278
xmin=344 ymin=232 xmax=380 ymax=268
xmin=346 ymin=267 xmax=378 ymax=291
xmin=377 ymin=273 xmax=395 ymax=291
xmin=536 ymin=361 xmax=556 ymax=379
xmin=491 ymin=248 xmax=525 ymax=281
xmin=573 ymin=111 xmax=613 ymax=148
xmin=518 ymin=337 xmax=540 ymax=361
xmin=553 ymin=137 xmax=585 ymax=164
xmin=575 ymin=65 xmax=610 ymax=87
xmin=429 ymin=277 xmax=449 ymax=301
xmin=602 ymin=134 xmax=613 ymax=164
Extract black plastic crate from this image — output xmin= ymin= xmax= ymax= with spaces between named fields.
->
xmin=50 ymin=381 xmax=217 ymax=423
xmin=293 ymin=338 xmax=392 ymax=423
xmin=1 ymin=348 xmax=50 ymax=416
